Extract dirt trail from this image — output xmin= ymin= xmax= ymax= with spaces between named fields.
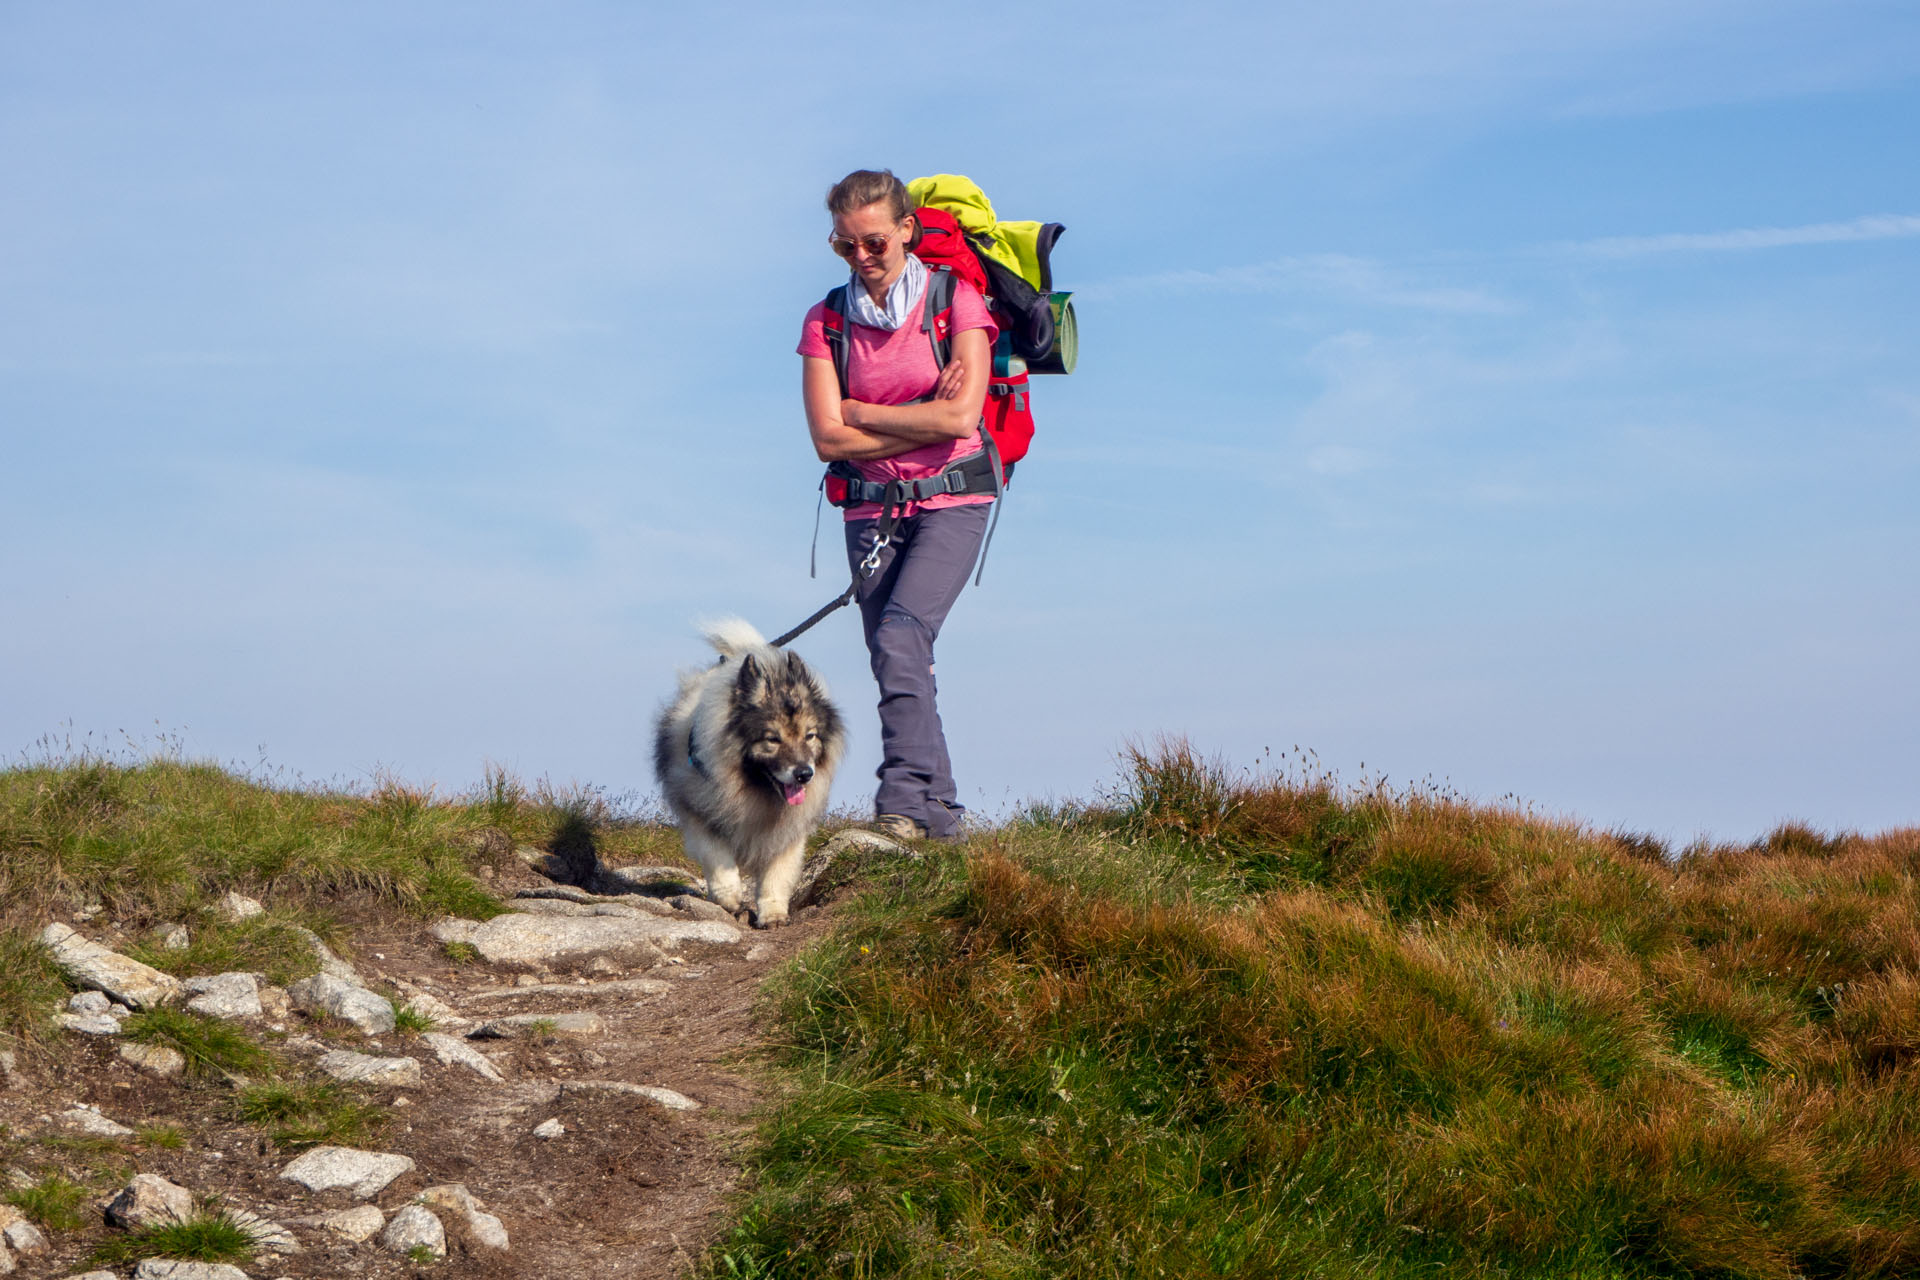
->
xmin=1 ymin=853 xmax=843 ymax=1279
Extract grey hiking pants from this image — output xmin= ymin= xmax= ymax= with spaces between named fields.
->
xmin=844 ymin=503 xmax=990 ymax=838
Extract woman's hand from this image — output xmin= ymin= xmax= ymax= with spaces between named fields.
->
xmin=934 ymin=359 xmax=967 ymax=400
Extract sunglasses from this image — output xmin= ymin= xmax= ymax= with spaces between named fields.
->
xmin=828 ymin=229 xmax=898 ymax=259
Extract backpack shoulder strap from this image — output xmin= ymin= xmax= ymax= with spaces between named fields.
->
xmin=921 ymin=265 xmax=955 ymax=370
xmin=822 ymin=285 xmax=851 ymax=399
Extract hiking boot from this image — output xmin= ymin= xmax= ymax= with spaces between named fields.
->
xmin=872 ymin=813 xmax=929 ymax=842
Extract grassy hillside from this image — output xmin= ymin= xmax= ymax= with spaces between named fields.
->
xmin=711 ymin=742 xmax=1920 ymax=1279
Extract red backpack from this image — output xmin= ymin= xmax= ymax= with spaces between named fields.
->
xmin=818 ymin=206 xmax=1035 ymax=484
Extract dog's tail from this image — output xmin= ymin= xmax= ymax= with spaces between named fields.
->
xmin=700 ymin=617 xmax=770 ymax=659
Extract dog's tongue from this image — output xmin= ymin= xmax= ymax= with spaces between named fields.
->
xmin=781 ymin=782 xmax=807 ymax=806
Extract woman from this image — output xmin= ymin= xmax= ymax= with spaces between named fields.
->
xmin=797 ymin=169 xmax=998 ymax=842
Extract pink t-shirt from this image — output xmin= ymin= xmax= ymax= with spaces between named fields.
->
xmin=798 ymin=277 xmax=1000 ymax=519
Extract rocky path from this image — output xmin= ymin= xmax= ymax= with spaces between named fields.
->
xmin=0 ymin=837 xmax=892 ymax=1279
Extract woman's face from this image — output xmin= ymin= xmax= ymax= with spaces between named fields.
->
xmin=832 ymin=201 xmax=914 ymax=289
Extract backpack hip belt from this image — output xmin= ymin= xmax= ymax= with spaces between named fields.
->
xmin=823 ymin=441 xmax=1007 ymax=509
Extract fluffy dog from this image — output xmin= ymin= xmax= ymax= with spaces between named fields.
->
xmin=652 ymin=620 xmax=845 ymax=927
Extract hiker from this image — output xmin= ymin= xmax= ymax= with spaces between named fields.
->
xmin=797 ymin=168 xmax=999 ymax=843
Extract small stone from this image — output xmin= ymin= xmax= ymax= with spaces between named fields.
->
xmin=133 ymin=1263 xmax=253 ymax=1280
xmin=215 ymin=891 xmax=266 ymax=922
xmin=118 ymin=1041 xmax=188 ymax=1078
xmin=40 ymin=923 xmax=183 ymax=1010
xmin=669 ymin=894 xmax=740 ymax=923
xmin=400 ymin=991 xmax=462 ymax=1028
xmin=106 ymin=1173 xmax=196 ymax=1229
xmin=279 ymin=1146 xmax=415 ymax=1199
xmin=53 ymin=1106 xmax=134 ymax=1138
xmin=184 ymin=972 xmax=262 ymax=1021
xmin=56 ymin=1012 xmax=122 ymax=1036
xmin=316 ymin=1050 xmax=422 ymax=1089
xmin=421 ymin=1032 xmax=504 ymax=1082
xmin=226 ymin=1208 xmax=300 ymax=1253
xmin=0 ymin=1049 xmax=16 ymax=1085
xmin=286 ymin=974 xmax=394 ymax=1035
xmin=469 ymin=1012 xmax=603 ymax=1039
xmin=467 ymin=977 xmax=670 ymax=1001
xmin=63 ymin=1272 xmax=118 ymax=1280
xmin=0 ymin=1205 xmax=49 ymax=1257
xmin=257 ymin=986 xmax=291 ymax=1020
xmin=379 ymin=1203 xmax=445 ymax=1258
xmin=152 ymin=922 xmax=193 ymax=950
xmin=68 ymin=991 xmax=112 ymax=1015
xmin=301 ymin=1203 xmax=385 ymax=1243
xmin=108 ymin=1002 xmax=132 ymax=1019
xmin=532 ymin=1118 xmax=564 ymax=1139
xmin=418 ymin=1184 xmax=507 ymax=1251
xmin=560 ymin=1080 xmax=700 ymax=1110
xmin=289 ymin=926 xmax=360 ymax=984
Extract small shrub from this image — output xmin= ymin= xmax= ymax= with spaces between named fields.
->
xmin=121 ymin=1007 xmax=274 ymax=1079
xmin=6 ymin=1172 xmax=89 ymax=1230
xmin=138 ymin=1124 xmax=187 ymax=1150
xmin=441 ymin=940 xmax=480 ymax=965
xmin=235 ymin=1078 xmax=386 ymax=1149
xmin=0 ymin=928 xmax=66 ymax=1043
xmin=392 ymin=1003 xmax=437 ymax=1035
xmin=90 ymin=1211 xmax=257 ymax=1266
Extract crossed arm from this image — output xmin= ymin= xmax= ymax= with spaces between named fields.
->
xmin=803 ymin=327 xmax=992 ymax=462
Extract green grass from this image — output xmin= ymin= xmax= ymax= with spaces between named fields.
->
xmin=234 ymin=1077 xmax=387 ymax=1149
xmin=121 ymin=1006 xmax=275 ymax=1079
xmin=6 ymin=1172 xmax=90 ymax=1230
xmin=0 ymin=927 xmax=67 ymax=1043
xmin=392 ymin=1002 xmax=437 ymax=1034
xmin=708 ymin=739 xmax=1920 ymax=1280
xmin=89 ymin=1211 xmax=258 ymax=1266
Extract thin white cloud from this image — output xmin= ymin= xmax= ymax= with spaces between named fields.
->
xmin=1565 ymin=213 xmax=1920 ymax=258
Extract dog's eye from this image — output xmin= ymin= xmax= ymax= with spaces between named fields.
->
xmin=761 ymin=734 xmax=782 ymax=745
xmin=805 ymin=730 xmax=820 ymax=742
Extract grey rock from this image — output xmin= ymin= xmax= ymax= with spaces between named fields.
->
xmin=133 ymin=1263 xmax=253 ymax=1280
xmin=0 ymin=1049 xmax=16 ymax=1085
xmin=0 ymin=1244 xmax=11 ymax=1276
xmin=286 ymin=974 xmax=393 ymax=1035
xmin=469 ymin=1012 xmax=603 ymax=1039
xmin=421 ymin=1032 xmax=504 ymax=1082
xmin=184 ymin=972 xmax=261 ymax=1021
xmin=398 ymin=990 xmax=462 ymax=1028
xmin=430 ymin=912 xmax=738 ymax=969
xmin=106 ymin=1173 xmax=195 ymax=1229
xmin=68 ymin=991 xmax=112 ymax=1015
xmin=507 ymin=898 xmax=649 ymax=919
xmin=0 ymin=1205 xmax=48 ymax=1257
xmin=316 ymin=1049 xmax=421 ymax=1089
xmin=296 ymin=1203 xmax=384 ymax=1243
xmin=466 ymin=976 xmax=671 ymax=1001
xmin=226 ymin=1208 xmax=300 ymax=1253
xmin=57 ymin=1012 xmax=122 ymax=1036
xmin=559 ymin=1080 xmax=700 ymax=1110
xmin=64 ymin=1272 xmax=118 ymax=1280
xmin=278 ymin=1146 xmax=415 ymax=1199
xmin=791 ymin=829 xmax=909 ymax=909
xmin=39 ymin=923 xmax=183 ymax=1010
xmin=379 ymin=1203 xmax=445 ymax=1258
xmin=118 ymin=1041 xmax=187 ymax=1078
xmin=52 ymin=1105 xmax=134 ymax=1138
xmin=532 ymin=1118 xmax=564 ymax=1139
xmin=215 ymin=891 xmax=265 ymax=922
xmin=152 ymin=922 xmax=192 ymax=950
xmin=288 ymin=926 xmax=360 ymax=984
xmin=669 ymin=894 xmax=740 ymax=923
xmin=418 ymin=1184 xmax=509 ymax=1251
xmin=108 ymin=1002 xmax=132 ymax=1019
xmin=594 ymin=864 xmax=704 ymax=895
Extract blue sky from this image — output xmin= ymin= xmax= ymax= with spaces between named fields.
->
xmin=4 ymin=2 xmax=1916 ymax=841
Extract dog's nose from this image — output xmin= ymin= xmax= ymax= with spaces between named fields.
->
xmin=792 ymin=764 xmax=814 ymax=785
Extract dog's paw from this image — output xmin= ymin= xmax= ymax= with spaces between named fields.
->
xmin=748 ymin=911 xmax=790 ymax=930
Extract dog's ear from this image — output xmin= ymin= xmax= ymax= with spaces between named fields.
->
xmin=784 ymin=650 xmax=809 ymax=682
xmin=735 ymin=653 xmax=767 ymax=701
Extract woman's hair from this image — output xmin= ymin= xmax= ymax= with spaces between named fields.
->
xmin=826 ymin=169 xmax=910 ymax=223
